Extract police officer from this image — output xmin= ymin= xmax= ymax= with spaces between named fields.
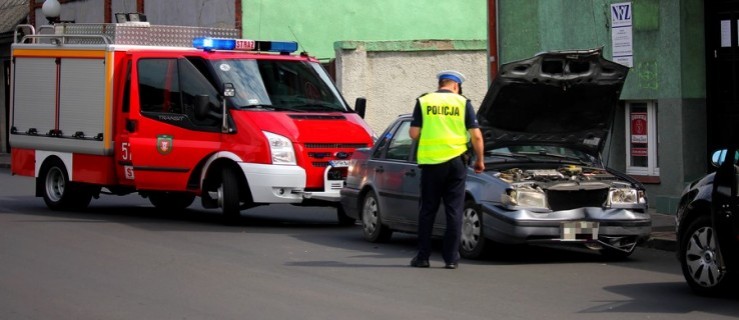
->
xmin=409 ymin=70 xmax=485 ymax=269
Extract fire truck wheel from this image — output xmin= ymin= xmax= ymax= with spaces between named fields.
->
xmin=40 ymin=159 xmax=92 ymax=211
xmin=220 ymin=166 xmax=242 ymax=224
xmin=148 ymin=192 xmax=196 ymax=211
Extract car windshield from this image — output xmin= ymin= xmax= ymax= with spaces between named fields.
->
xmin=490 ymin=145 xmax=597 ymax=165
xmin=208 ymin=59 xmax=348 ymax=112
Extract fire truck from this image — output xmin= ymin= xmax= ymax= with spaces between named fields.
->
xmin=8 ymin=22 xmax=375 ymax=224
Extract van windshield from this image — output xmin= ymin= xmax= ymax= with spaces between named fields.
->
xmin=209 ymin=59 xmax=348 ymax=112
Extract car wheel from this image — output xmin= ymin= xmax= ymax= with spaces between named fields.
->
xmin=148 ymin=192 xmax=196 ymax=211
xmin=361 ymin=192 xmax=392 ymax=242
xmin=460 ymin=200 xmax=488 ymax=259
xmin=219 ymin=166 xmax=242 ymax=225
xmin=679 ymin=215 xmax=735 ymax=295
xmin=40 ymin=159 xmax=92 ymax=211
xmin=337 ymin=205 xmax=356 ymax=226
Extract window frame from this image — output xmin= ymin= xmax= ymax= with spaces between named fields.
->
xmin=624 ymin=100 xmax=660 ymax=177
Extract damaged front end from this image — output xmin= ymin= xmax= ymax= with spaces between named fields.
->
xmin=488 ymin=165 xmax=650 ymax=255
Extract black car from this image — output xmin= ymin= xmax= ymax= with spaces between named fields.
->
xmin=676 ymin=146 xmax=739 ymax=295
xmin=340 ymin=48 xmax=651 ymax=260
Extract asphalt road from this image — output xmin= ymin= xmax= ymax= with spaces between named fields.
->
xmin=1 ymin=168 xmax=738 ymax=320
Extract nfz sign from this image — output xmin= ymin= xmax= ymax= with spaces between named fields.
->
xmin=611 ymin=2 xmax=632 ymax=27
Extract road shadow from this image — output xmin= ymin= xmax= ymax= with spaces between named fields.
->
xmin=580 ymin=282 xmax=739 ymax=317
xmin=0 ymin=194 xmax=354 ymax=233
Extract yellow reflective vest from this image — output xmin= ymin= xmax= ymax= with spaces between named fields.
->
xmin=416 ymin=92 xmax=469 ymax=164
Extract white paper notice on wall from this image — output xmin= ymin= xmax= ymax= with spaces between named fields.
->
xmin=611 ymin=2 xmax=633 ymax=67
xmin=721 ymin=20 xmax=731 ymax=47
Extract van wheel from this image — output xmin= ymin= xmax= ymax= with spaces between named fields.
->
xmin=679 ymin=215 xmax=735 ymax=296
xmin=219 ymin=166 xmax=241 ymax=224
xmin=148 ymin=192 xmax=195 ymax=211
xmin=460 ymin=200 xmax=488 ymax=259
xmin=40 ymin=159 xmax=92 ymax=211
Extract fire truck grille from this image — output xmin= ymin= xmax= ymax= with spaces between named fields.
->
xmin=305 ymin=143 xmax=368 ymax=149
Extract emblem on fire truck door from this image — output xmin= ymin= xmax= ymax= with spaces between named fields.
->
xmin=156 ymin=135 xmax=174 ymax=155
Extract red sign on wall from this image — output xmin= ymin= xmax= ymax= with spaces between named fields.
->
xmin=630 ymin=112 xmax=647 ymax=144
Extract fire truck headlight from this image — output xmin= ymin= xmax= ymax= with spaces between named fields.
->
xmin=263 ymin=131 xmax=296 ymax=165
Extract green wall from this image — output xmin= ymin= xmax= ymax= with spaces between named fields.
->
xmin=242 ymin=0 xmax=487 ymax=61
xmin=497 ymin=0 xmax=708 ymax=213
xmin=498 ymin=0 xmax=705 ymax=100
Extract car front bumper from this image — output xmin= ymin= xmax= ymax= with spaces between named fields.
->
xmin=481 ymin=204 xmax=652 ymax=252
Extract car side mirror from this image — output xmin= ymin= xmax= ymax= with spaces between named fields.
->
xmin=355 ymin=97 xmax=367 ymax=119
xmin=711 ymin=149 xmax=739 ymax=167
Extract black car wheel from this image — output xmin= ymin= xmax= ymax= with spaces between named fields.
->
xmin=460 ymin=200 xmax=488 ymax=259
xmin=679 ymin=215 xmax=734 ymax=295
xmin=361 ymin=192 xmax=392 ymax=242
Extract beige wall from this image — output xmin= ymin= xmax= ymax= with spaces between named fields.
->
xmin=334 ymin=40 xmax=488 ymax=135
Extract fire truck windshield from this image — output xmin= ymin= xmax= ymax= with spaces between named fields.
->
xmin=210 ymin=59 xmax=348 ymax=112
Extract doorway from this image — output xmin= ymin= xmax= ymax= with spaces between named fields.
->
xmin=706 ymin=0 xmax=739 ymax=152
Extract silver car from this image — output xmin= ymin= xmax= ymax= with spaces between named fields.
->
xmin=340 ymin=48 xmax=651 ymax=259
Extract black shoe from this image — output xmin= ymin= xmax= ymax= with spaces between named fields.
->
xmin=444 ymin=263 xmax=458 ymax=269
xmin=410 ymin=257 xmax=430 ymax=268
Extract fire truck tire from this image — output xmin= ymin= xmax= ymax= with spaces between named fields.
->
xmin=220 ymin=166 xmax=242 ymax=224
xmin=40 ymin=159 xmax=92 ymax=211
xmin=148 ymin=192 xmax=196 ymax=211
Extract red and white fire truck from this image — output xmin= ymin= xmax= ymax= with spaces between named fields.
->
xmin=9 ymin=22 xmax=374 ymax=224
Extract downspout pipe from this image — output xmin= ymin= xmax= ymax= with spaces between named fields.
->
xmin=487 ymin=0 xmax=499 ymax=85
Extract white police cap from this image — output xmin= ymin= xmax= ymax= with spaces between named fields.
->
xmin=437 ymin=70 xmax=466 ymax=84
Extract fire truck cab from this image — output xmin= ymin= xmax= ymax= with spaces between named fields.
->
xmin=9 ymin=22 xmax=374 ymax=224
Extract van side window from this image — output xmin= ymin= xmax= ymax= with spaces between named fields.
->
xmin=138 ymin=59 xmax=182 ymax=114
xmin=137 ymin=58 xmax=220 ymax=131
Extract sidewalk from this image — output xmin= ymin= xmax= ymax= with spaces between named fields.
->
xmin=0 ymin=152 xmax=678 ymax=251
xmin=644 ymin=209 xmax=677 ymax=252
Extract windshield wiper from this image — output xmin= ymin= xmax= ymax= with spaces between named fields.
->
xmin=291 ymin=103 xmax=342 ymax=112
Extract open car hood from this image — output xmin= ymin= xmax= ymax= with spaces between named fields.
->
xmin=477 ymin=48 xmax=629 ymax=155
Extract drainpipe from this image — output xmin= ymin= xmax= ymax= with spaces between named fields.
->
xmin=487 ymin=0 xmax=499 ymax=85
xmin=29 ymin=0 xmax=36 ymax=27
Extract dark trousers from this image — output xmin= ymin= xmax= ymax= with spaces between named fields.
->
xmin=416 ymin=155 xmax=466 ymax=264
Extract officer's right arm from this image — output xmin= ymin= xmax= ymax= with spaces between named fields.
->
xmin=410 ymin=99 xmax=423 ymax=140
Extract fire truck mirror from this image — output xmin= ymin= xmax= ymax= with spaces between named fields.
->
xmin=194 ymin=94 xmax=212 ymax=120
xmin=223 ymin=83 xmax=235 ymax=97
xmin=355 ymin=97 xmax=367 ymax=119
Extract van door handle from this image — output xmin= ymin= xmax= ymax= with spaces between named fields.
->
xmin=126 ymin=119 xmax=137 ymax=132
xmin=405 ymin=169 xmax=416 ymax=177
xmin=375 ymin=166 xmax=384 ymax=173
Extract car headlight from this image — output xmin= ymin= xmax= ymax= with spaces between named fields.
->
xmin=607 ymin=187 xmax=646 ymax=206
xmin=263 ymin=131 xmax=296 ymax=165
xmin=501 ymin=184 xmax=549 ymax=210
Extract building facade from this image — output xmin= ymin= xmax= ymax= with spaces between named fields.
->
xmin=494 ymin=0 xmax=723 ymax=213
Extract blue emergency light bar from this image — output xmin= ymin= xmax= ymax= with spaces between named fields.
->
xmin=193 ymin=37 xmax=299 ymax=54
